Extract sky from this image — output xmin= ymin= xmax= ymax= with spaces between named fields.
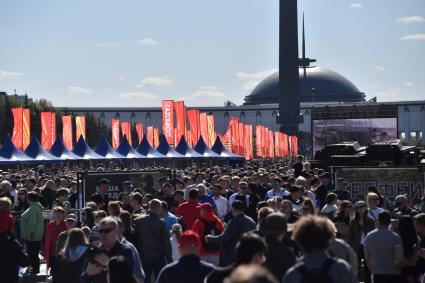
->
xmin=0 ymin=0 xmax=424 ymax=107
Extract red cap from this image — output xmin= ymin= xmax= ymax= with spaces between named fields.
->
xmin=200 ymin=202 xmax=213 ymax=212
xmin=178 ymin=230 xmax=201 ymax=248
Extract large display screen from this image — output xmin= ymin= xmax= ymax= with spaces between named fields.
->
xmin=312 ymin=118 xmax=398 ymax=154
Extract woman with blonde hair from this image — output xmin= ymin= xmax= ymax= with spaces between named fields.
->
xmin=55 ymin=228 xmax=90 ymax=283
xmin=366 ymin=192 xmax=384 ymax=221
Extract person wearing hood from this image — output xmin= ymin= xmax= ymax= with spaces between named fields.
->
xmin=20 ymin=191 xmax=45 ymax=275
xmin=192 ymin=203 xmax=225 ymax=266
xmin=55 ymin=228 xmax=90 ymax=283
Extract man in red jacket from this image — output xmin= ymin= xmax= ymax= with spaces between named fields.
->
xmin=176 ymin=189 xmax=201 ymax=230
xmin=192 ymin=203 xmax=224 ymax=266
xmin=44 ymin=206 xmax=67 ymax=280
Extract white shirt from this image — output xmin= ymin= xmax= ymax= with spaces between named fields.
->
xmin=213 ymin=195 xmax=229 ymax=220
xmin=265 ymin=188 xmax=289 ymax=200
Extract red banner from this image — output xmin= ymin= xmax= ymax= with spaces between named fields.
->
xmin=244 ymin=124 xmax=253 ymax=160
xmin=230 ymin=117 xmax=239 ymax=154
xmin=121 ymin=122 xmax=132 ymax=145
xmin=264 ymin=128 xmax=269 ymax=157
xmin=12 ymin=108 xmax=23 ymax=150
xmin=206 ymin=114 xmax=215 ymax=147
xmin=153 ymin=128 xmax=160 ymax=148
xmin=76 ymin=116 xmax=86 ymax=141
xmin=274 ymin=132 xmax=282 ymax=157
xmin=174 ymin=101 xmax=186 ymax=145
xmin=135 ymin=123 xmax=144 ymax=145
xmin=289 ymin=136 xmax=298 ymax=157
xmin=147 ymin=126 xmax=154 ymax=147
xmin=162 ymin=100 xmax=175 ymax=146
xmin=12 ymin=108 xmax=30 ymax=151
xmin=187 ymin=109 xmax=200 ymax=147
xmin=23 ymin=109 xmax=30 ymax=150
xmin=223 ymin=121 xmax=233 ymax=151
xmin=41 ymin=112 xmax=51 ymax=151
xmin=41 ymin=112 xmax=55 ymax=151
xmin=62 ymin=115 xmax=73 ymax=150
xmin=200 ymin=112 xmax=208 ymax=145
xmin=111 ymin=119 xmax=120 ymax=149
xmin=268 ymin=130 xmax=274 ymax=158
xmin=238 ymin=122 xmax=245 ymax=156
xmin=282 ymin=133 xmax=289 ymax=156
xmin=255 ymin=125 xmax=263 ymax=157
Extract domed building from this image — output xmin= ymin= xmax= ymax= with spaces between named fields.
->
xmin=244 ymin=66 xmax=366 ymax=105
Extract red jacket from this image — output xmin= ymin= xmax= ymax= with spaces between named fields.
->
xmin=192 ymin=213 xmax=224 ymax=256
xmin=44 ymin=220 xmax=67 ymax=268
xmin=176 ymin=200 xmax=201 ymax=230
xmin=0 ymin=209 xmax=14 ymax=233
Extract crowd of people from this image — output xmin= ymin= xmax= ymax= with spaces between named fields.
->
xmin=0 ymin=156 xmax=425 ymax=283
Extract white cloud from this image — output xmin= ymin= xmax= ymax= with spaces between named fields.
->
xmin=181 ymin=86 xmax=226 ymax=100
xmin=350 ymin=3 xmax=363 ymax=8
xmin=374 ymin=66 xmax=387 ymax=72
xmin=400 ymin=33 xmax=425 ymax=40
xmin=403 ymin=81 xmax=415 ymax=87
xmin=236 ymin=69 xmax=278 ymax=81
xmin=95 ymin=42 xmax=118 ymax=47
xmin=136 ymin=76 xmax=174 ymax=88
xmin=140 ymin=37 xmax=157 ymax=45
xmin=0 ymin=70 xmax=24 ymax=79
xmin=396 ymin=16 xmax=425 ymax=24
xmin=117 ymin=91 xmax=159 ymax=100
xmin=67 ymin=86 xmax=93 ymax=95
xmin=243 ymin=81 xmax=260 ymax=91
xmin=374 ymin=88 xmax=401 ymax=101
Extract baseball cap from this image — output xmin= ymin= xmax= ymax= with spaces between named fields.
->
xmin=319 ymin=172 xmax=331 ymax=179
xmin=395 ymin=195 xmax=408 ymax=205
xmin=65 ymin=213 xmax=77 ymax=222
xmin=178 ymin=230 xmax=201 ymax=248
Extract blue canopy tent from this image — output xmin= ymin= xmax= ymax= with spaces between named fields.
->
xmin=175 ymin=136 xmax=204 ymax=158
xmin=194 ymin=136 xmax=223 ymax=158
xmin=72 ymin=136 xmax=106 ymax=160
xmin=136 ymin=136 xmax=165 ymax=158
xmin=24 ymin=136 xmax=61 ymax=163
xmin=49 ymin=137 xmax=80 ymax=160
xmin=0 ymin=136 xmax=34 ymax=164
xmin=94 ymin=135 xmax=126 ymax=159
xmin=211 ymin=137 xmax=245 ymax=165
xmin=157 ymin=135 xmax=186 ymax=158
xmin=117 ymin=136 xmax=147 ymax=159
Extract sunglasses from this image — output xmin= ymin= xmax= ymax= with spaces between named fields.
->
xmin=356 ymin=205 xmax=366 ymax=209
xmin=302 ymin=207 xmax=311 ymax=211
xmin=99 ymin=227 xmax=115 ymax=234
xmin=239 ymin=187 xmax=248 ymax=190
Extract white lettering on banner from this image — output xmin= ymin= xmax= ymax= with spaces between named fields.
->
xmin=163 ymin=102 xmax=174 ymax=140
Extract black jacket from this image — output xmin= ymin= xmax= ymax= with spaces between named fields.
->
xmin=157 ymin=255 xmax=215 ymax=283
xmin=264 ymin=235 xmax=296 ymax=281
xmin=134 ymin=212 xmax=172 ymax=259
xmin=0 ymin=233 xmax=28 ymax=283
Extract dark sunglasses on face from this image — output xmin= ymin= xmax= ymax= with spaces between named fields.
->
xmin=240 ymin=187 xmax=248 ymax=190
xmin=99 ymin=227 xmax=115 ymax=234
xmin=302 ymin=207 xmax=310 ymax=211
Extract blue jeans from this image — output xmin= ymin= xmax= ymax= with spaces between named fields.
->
xmin=141 ymin=256 xmax=166 ymax=282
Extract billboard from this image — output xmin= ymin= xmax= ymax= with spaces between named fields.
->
xmin=312 ymin=118 xmax=397 ymax=154
xmin=78 ymin=170 xmax=172 ymax=205
xmin=333 ymin=167 xmax=424 ymax=202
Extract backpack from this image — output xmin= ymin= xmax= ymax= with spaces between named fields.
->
xmin=201 ymin=219 xmax=221 ymax=252
xmin=297 ymin=257 xmax=335 ymax=283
